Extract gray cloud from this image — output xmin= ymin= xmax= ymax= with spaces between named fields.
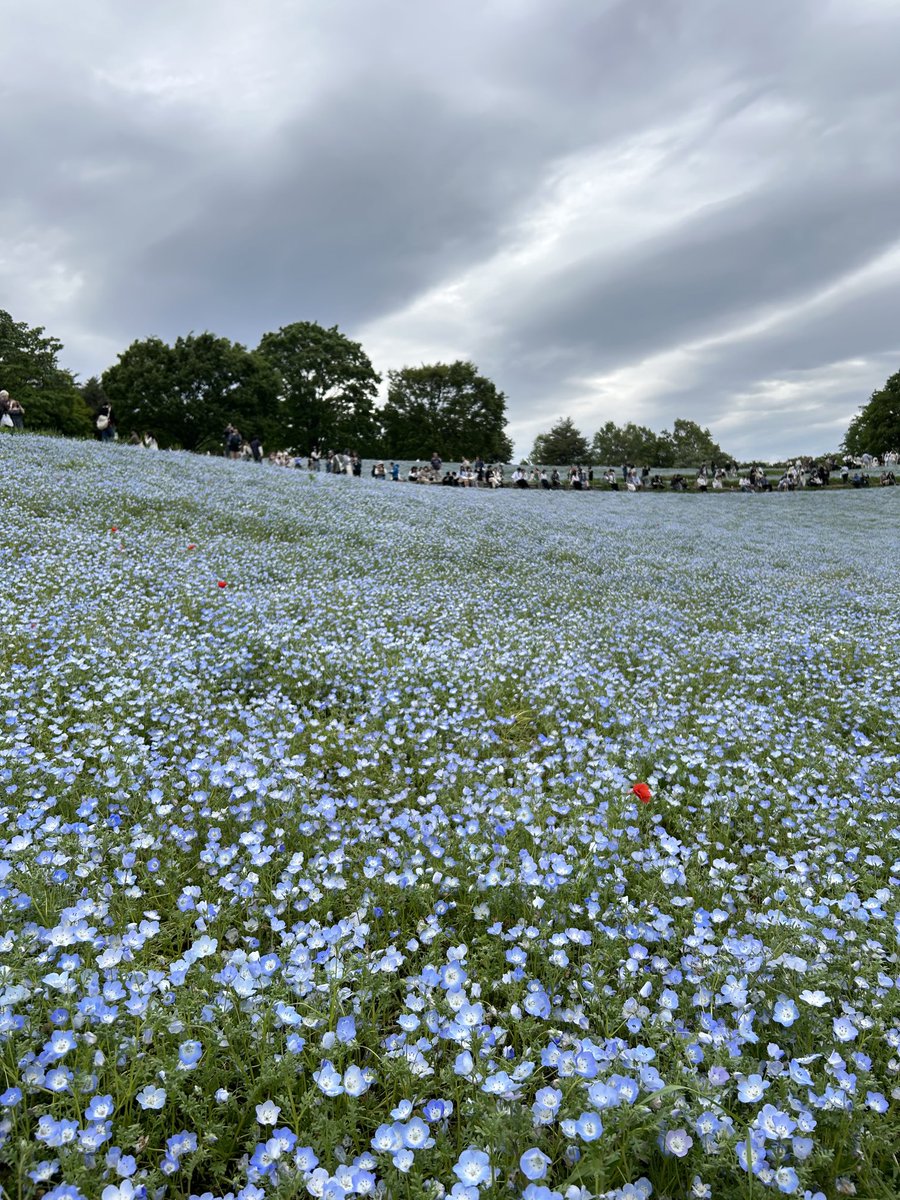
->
xmin=2 ymin=0 xmax=899 ymax=458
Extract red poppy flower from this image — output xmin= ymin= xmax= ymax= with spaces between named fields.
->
xmin=110 ymin=526 xmax=118 ymax=533
xmin=631 ymin=782 xmax=652 ymax=804
xmin=217 ymin=580 xmax=227 ymax=588
xmin=187 ymin=544 xmax=197 ymax=550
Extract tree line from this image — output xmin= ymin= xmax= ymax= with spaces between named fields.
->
xmin=0 ymin=311 xmax=513 ymax=462
xmin=3 ymin=306 xmax=898 ymax=461
xmin=531 ymin=416 xmax=733 ymax=468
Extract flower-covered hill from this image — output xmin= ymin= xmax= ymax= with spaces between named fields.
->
xmin=0 ymin=434 xmax=898 ymax=1200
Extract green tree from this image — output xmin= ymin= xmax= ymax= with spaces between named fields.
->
xmin=257 ymin=321 xmax=380 ymax=454
xmin=0 ymin=309 xmax=92 ymax=435
xmin=102 ymin=333 xmax=279 ymax=451
xmin=591 ymin=420 xmax=662 ymax=466
xmin=380 ymin=361 xmax=513 ymax=462
xmin=530 ymin=417 xmax=591 ymax=465
xmin=844 ymin=371 xmax=900 ymax=458
xmin=79 ymin=375 xmax=108 ymax=413
xmin=658 ymin=418 xmax=729 ymax=466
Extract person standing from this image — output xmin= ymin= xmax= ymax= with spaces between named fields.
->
xmin=96 ymin=403 xmax=115 ymax=441
xmin=6 ymin=396 xmax=24 ymax=429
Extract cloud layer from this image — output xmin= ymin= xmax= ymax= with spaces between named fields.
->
xmin=2 ymin=0 xmax=899 ymax=458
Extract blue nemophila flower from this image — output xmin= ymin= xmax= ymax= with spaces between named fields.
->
xmin=400 ymin=1117 xmax=434 ymax=1149
xmin=371 ymin=1123 xmax=402 ymax=1153
xmin=736 ymin=1134 xmax=768 ymax=1176
xmin=28 ymin=1161 xmax=60 ymax=1184
xmin=101 ymin=1180 xmax=140 ymax=1200
xmin=85 ymin=1093 xmax=115 ymax=1121
xmin=833 ymin=1016 xmax=858 ymax=1043
xmin=336 ymin=1014 xmax=357 ymax=1043
xmin=177 ymin=1039 xmax=203 ymax=1069
xmin=136 ymin=1084 xmax=167 ymax=1110
xmin=343 ymin=1064 xmax=373 ymax=1097
xmin=80 ymin=1120 xmax=113 ymax=1151
xmin=773 ymin=1166 xmax=800 ymax=1194
xmin=44 ymin=1186 xmax=88 ymax=1200
xmin=662 ymin=1128 xmax=693 ymax=1157
xmin=392 ymin=1147 xmax=415 ymax=1173
xmin=453 ymin=1146 xmax=492 ymax=1187
xmin=422 ymin=1098 xmax=449 ymax=1122
xmin=294 ymin=1145 xmax=319 ymax=1171
xmin=772 ymin=996 xmax=799 ymax=1027
xmin=249 ymin=1138 xmax=282 ymax=1176
xmin=532 ymin=1086 xmax=563 ymax=1124
xmin=42 ymin=1029 xmax=77 ymax=1061
xmin=449 ymin=1186 xmax=479 ymax=1200
xmin=108 ymin=1150 xmax=137 ymax=1177
xmin=757 ymin=1105 xmax=796 ymax=1140
xmin=521 ymin=1185 xmax=563 ymax=1200
xmin=575 ymin=1111 xmax=604 ymax=1141
xmin=314 ymin=1059 xmax=345 ymax=1096
xmin=737 ymin=1074 xmax=770 ymax=1103
xmin=36 ymin=1115 xmax=79 ymax=1147
xmin=520 ymin=1147 xmax=551 ymax=1180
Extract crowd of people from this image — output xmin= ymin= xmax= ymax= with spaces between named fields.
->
xmin=253 ymin=445 xmax=900 ymax=491
xmin=3 ymin=395 xmax=898 ymax=492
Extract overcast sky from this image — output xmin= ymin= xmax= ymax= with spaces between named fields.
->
xmin=3 ymin=0 xmax=899 ymax=459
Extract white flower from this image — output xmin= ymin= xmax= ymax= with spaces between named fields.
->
xmin=255 ymin=1099 xmax=281 ymax=1125
xmin=135 ymin=1085 xmax=166 ymax=1110
xmin=799 ymin=989 xmax=830 ymax=1007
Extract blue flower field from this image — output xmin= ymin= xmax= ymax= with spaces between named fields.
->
xmin=0 ymin=435 xmax=898 ymax=1200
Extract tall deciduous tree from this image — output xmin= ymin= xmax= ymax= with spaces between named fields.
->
xmin=79 ymin=375 xmax=109 ymax=414
xmin=657 ymin=418 xmax=729 ymax=466
xmin=0 ymin=309 xmax=92 ymax=435
xmin=530 ymin=417 xmax=591 ymax=465
xmin=591 ymin=420 xmax=662 ymax=466
xmin=380 ymin=361 xmax=513 ymax=462
xmin=844 ymin=371 xmax=900 ymax=458
xmin=257 ymin=321 xmax=380 ymax=454
xmin=102 ymin=333 xmax=279 ymax=451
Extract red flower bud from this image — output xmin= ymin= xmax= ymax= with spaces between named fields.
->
xmin=217 ymin=580 xmax=227 ymax=588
